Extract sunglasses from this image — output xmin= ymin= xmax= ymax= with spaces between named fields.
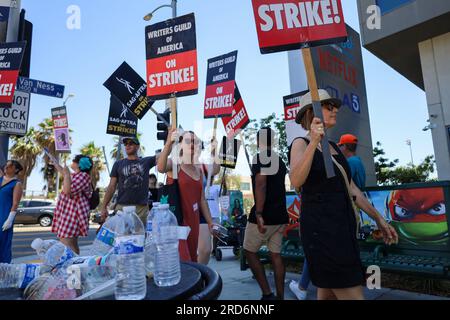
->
xmin=321 ymin=102 xmax=339 ymax=112
xmin=123 ymin=141 xmax=137 ymax=146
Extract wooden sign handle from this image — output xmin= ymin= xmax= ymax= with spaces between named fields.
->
xmin=170 ymin=97 xmax=177 ymax=130
xmin=212 ymin=116 xmax=218 ymax=140
xmin=170 ymin=96 xmax=178 ymax=179
xmin=301 ymin=48 xmax=335 ymax=179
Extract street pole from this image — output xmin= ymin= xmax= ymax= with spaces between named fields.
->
xmin=406 ymin=139 xmax=414 ymax=166
xmin=0 ymin=0 xmax=22 ymax=168
xmin=102 ymin=146 xmax=111 ymax=175
xmin=172 ymin=0 xmax=177 ymax=18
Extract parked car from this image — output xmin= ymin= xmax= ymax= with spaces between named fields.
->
xmin=14 ymin=200 xmax=56 ymax=227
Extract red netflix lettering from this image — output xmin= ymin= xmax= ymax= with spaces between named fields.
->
xmin=318 ymin=48 xmax=357 ymax=88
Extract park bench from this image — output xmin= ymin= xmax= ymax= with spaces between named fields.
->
xmin=240 ymin=181 xmax=450 ymax=281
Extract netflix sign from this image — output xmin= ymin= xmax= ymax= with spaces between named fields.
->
xmin=252 ymin=0 xmax=347 ymax=54
xmin=145 ymin=13 xmax=198 ymax=100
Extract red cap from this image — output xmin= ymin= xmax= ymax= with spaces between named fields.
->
xmin=338 ymin=134 xmax=358 ymax=146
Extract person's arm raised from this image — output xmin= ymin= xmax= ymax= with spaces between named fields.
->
xmin=157 ymin=128 xmax=179 ymax=174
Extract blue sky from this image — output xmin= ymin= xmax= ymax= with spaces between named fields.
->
xmin=18 ymin=0 xmax=433 ymax=192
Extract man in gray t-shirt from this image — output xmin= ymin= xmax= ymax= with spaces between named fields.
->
xmin=101 ymin=136 xmax=157 ymax=225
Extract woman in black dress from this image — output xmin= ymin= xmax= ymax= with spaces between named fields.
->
xmin=289 ymin=89 xmax=398 ymax=300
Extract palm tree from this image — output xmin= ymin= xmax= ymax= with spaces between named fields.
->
xmin=34 ymin=118 xmax=57 ymax=192
xmin=80 ymin=142 xmax=106 ymax=187
xmin=9 ymin=127 xmax=42 ymax=190
xmin=110 ymin=133 xmax=146 ymax=160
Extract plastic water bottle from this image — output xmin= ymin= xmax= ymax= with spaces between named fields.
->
xmin=0 ymin=263 xmax=45 ymax=289
xmin=153 ymin=204 xmax=181 ymax=287
xmin=23 ymin=254 xmax=118 ymax=301
xmin=145 ymin=203 xmax=159 ymax=277
xmin=89 ymin=214 xmax=121 ymax=256
xmin=31 ymin=238 xmax=76 ymax=268
xmin=114 ymin=207 xmax=147 ymax=300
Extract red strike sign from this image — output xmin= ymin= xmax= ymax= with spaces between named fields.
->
xmin=284 ymin=104 xmax=301 ymax=121
xmin=0 ymin=71 xmax=19 ymax=105
xmin=252 ymin=0 xmax=347 ymax=53
xmin=146 ymin=51 xmax=198 ymax=98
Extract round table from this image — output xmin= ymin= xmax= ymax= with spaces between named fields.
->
xmin=101 ymin=263 xmax=202 ymax=300
xmin=0 ymin=263 xmax=202 ymax=300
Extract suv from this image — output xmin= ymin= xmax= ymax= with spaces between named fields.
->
xmin=15 ymin=200 xmax=56 ymax=227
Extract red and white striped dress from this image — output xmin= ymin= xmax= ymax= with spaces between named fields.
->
xmin=51 ymin=172 xmax=92 ymax=238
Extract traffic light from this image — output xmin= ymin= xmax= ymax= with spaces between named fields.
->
xmin=156 ymin=109 xmax=171 ymax=143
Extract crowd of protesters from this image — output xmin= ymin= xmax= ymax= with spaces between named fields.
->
xmin=0 ymin=88 xmax=401 ymax=301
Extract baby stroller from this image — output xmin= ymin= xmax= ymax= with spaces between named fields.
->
xmin=212 ymin=212 xmax=247 ymax=261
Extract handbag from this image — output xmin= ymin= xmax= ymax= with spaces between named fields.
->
xmin=157 ymin=179 xmax=184 ymax=226
xmin=89 ymin=184 xmax=100 ymax=210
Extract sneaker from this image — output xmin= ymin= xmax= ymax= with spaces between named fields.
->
xmin=261 ymin=293 xmax=278 ymax=300
xmin=289 ymin=281 xmax=307 ymax=300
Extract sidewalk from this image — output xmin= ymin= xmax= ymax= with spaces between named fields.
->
xmin=208 ymin=249 xmax=449 ymax=300
xmin=13 ymin=245 xmax=449 ymax=300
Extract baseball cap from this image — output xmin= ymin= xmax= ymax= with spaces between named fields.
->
xmin=338 ymin=134 xmax=358 ymax=146
xmin=295 ymin=89 xmax=342 ymax=124
xmin=122 ymin=136 xmax=140 ymax=145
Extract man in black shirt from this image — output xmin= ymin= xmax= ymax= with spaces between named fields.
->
xmin=100 ymin=136 xmax=157 ymax=225
xmin=243 ymin=127 xmax=289 ymax=300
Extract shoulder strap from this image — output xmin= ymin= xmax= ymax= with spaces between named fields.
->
xmin=317 ymin=144 xmax=361 ymax=235
xmin=0 ymin=178 xmax=18 ymax=191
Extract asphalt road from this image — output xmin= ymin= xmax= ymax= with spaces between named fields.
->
xmin=11 ymin=224 xmax=99 ymax=259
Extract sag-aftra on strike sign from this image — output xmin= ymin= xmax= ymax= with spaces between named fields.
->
xmin=252 ymin=0 xmax=347 ymax=53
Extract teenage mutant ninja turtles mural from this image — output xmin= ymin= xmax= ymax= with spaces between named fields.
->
xmin=361 ymin=187 xmax=448 ymax=246
xmin=387 ymin=188 xmax=447 ymax=245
